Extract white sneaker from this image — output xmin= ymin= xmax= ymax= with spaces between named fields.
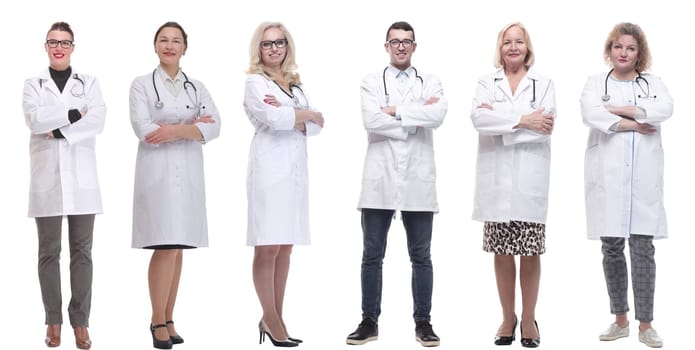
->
xmin=599 ymin=323 xmax=629 ymax=341
xmin=639 ymin=328 xmax=663 ymax=348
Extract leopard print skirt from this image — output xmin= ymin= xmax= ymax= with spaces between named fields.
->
xmin=483 ymin=221 xmax=546 ymax=256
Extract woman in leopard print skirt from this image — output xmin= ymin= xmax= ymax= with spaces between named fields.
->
xmin=470 ymin=22 xmax=555 ymax=348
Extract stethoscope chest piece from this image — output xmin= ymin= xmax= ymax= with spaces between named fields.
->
xmin=601 ymin=94 xmax=611 ymax=102
xmin=154 ymin=100 xmax=164 ymax=109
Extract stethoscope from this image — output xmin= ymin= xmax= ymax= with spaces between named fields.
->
xmin=601 ymin=68 xmax=654 ymax=101
xmin=493 ymin=76 xmax=537 ymax=108
xmin=70 ymin=74 xmax=85 ymax=97
xmin=151 ymin=69 xmax=205 ymax=116
xmin=39 ymin=73 xmax=85 ymax=98
xmin=266 ymin=73 xmax=308 ymax=108
xmin=383 ymin=66 xmax=424 ymax=105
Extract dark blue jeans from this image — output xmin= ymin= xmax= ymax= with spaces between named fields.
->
xmin=360 ymin=208 xmax=434 ymax=322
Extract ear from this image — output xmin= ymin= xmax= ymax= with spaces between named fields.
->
xmin=384 ymin=42 xmax=389 ymax=53
xmin=411 ymin=42 xmax=417 ymax=53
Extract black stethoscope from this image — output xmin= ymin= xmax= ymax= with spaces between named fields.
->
xmin=151 ymin=69 xmax=205 ymax=115
xmin=70 ymin=74 xmax=85 ymax=97
xmin=40 ymin=73 xmax=85 ymax=97
xmin=602 ymin=68 xmax=654 ymax=101
xmin=271 ymin=80 xmax=307 ymax=107
xmin=383 ymin=66 xmax=424 ymax=104
xmin=493 ymin=76 xmax=537 ymax=108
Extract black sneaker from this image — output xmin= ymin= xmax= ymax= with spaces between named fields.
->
xmin=346 ymin=318 xmax=378 ymax=345
xmin=415 ymin=320 xmax=440 ymax=347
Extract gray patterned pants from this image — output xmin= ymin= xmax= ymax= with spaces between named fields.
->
xmin=601 ymin=235 xmax=655 ymax=322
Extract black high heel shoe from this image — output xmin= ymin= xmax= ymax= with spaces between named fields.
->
xmin=258 ymin=321 xmax=298 ymax=347
xmin=150 ymin=324 xmax=173 ymax=349
xmin=287 ymin=336 xmax=303 ymax=343
xmin=494 ymin=315 xmax=517 ymax=345
xmin=520 ymin=320 xmax=541 ymax=348
xmin=166 ymin=320 xmax=184 ymax=344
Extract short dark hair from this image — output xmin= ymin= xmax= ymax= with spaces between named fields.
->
xmin=386 ymin=21 xmax=415 ymax=41
xmin=154 ymin=21 xmax=188 ymax=47
xmin=47 ymin=22 xmax=74 ymax=40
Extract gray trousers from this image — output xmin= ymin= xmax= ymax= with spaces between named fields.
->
xmin=36 ymin=214 xmax=94 ymax=326
xmin=601 ymin=234 xmax=656 ymax=322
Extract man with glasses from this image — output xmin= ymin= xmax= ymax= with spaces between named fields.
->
xmin=346 ymin=21 xmax=447 ymax=347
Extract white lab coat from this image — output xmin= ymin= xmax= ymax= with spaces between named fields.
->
xmin=22 ymin=68 xmax=106 ymax=217
xmin=244 ymin=73 xmax=320 ymax=246
xmin=581 ymin=72 xmax=673 ymax=239
xmin=471 ymin=69 xmax=555 ymax=223
xmin=357 ymin=66 xmax=447 ymax=212
xmin=129 ymin=67 xmax=221 ymax=248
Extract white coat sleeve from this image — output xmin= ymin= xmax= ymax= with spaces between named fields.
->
xmin=301 ymin=87 xmax=322 ymax=137
xmin=360 ymin=74 xmax=408 ymax=140
xmin=502 ymin=79 xmax=555 ymax=145
xmin=399 ymin=75 xmax=447 ymax=129
xmin=580 ymin=76 xmax=621 ymax=134
xmin=23 ymin=79 xmax=71 ymax=134
xmin=244 ymin=76 xmax=295 ymax=131
xmin=193 ymin=81 xmax=221 ymax=143
xmin=129 ymin=77 xmax=160 ymax=142
xmin=60 ymin=77 xmax=106 ymax=145
xmin=634 ymin=75 xmax=673 ymax=124
xmin=470 ymin=78 xmax=520 ymax=135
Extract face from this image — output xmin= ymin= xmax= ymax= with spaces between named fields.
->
xmin=610 ymin=34 xmax=639 ymax=73
xmin=45 ymin=30 xmax=74 ymax=71
xmin=385 ymin=29 xmax=416 ymax=70
xmin=155 ymin=27 xmax=186 ymax=66
xmin=500 ymin=26 xmax=527 ymax=68
xmin=260 ymin=27 xmax=287 ymax=69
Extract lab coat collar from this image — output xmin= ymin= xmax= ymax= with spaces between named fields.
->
xmin=493 ymin=68 xmax=538 ymax=101
xmin=386 ymin=65 xmax=414 ymax=78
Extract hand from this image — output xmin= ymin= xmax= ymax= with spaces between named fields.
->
xmin=476 ymin=103 xmax=493 ymax=110
xmin=618 ymin=119 xmax=656 ymax=135
xmin=145 ymin=124 xmax=181 ymax=144
xmin=294 ymin=121 xmax=306 ymax=132
xmin=517 ymin=107 xmax=554 ymax=135
xmin=424 ymin=96 xmax=440 ymax=105
xmin=194 ymin=115 xmax=216 ymax=124
xmin=311 ymin=111 xmax=324 ymax=128
xmin=263 ymin=94 xmax=281 ymax=107
xmin=381 ymin=106 xmax=396 ymax=116
xmin=46 ymin=132 xmax=55 ymax=139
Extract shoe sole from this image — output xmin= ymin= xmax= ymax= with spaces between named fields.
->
xmin=639 ymin=338 xmax=663 ymax=348
xmin=346 ymin=336 xmax=378 ymax=345
xmin=599 ymin=333 xmax=629 ymax=341
xmin=416 ymin=337 xmax=440 ymax=347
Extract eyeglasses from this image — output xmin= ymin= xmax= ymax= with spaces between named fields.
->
xmin=46 ymin=39 xmax=73 ymax=48
xmin=260 ymin=39 xmax=287 ymax=50
xmin=387 ymin=39 xmax=414 ymax=48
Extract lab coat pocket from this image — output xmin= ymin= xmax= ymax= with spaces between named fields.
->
xmin=583 ymin=142 xmax=600 ymax=192
xmin=75 ymin=146 xmax=99 ymax=189
xmin=517 ymin=146 xmax=550 ymax=197
xmin=30 ymin=148 xmax=58 ymax=193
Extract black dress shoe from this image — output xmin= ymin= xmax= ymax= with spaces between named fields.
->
xmin=165 ymin=321 xmax=184 ymax=344
xmin=346 ymin=318 xmax=378 ymax=345
xmin=415 ymin=320 xmax=440 ymax=347
xmin=520 ymin=321 xmax=540 ymax=348
xmin=288 ymin=336 xmax=303 ymax=343
xmin=494 ymin=316 xmax=517 ymax=345
xmin=258 ymin=321 xmax=298 ymax=347
xmin=150 ymin=324 xmax=173 ymax=349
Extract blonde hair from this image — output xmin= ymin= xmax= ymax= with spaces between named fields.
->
xmin=246 ymin=22 xmax=300 ymax=85
xmin=493 ymin=22 xmax=535 ymax=69
xmin=603 ymin=22 xmax=652 ymax=72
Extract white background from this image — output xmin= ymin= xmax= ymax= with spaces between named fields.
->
xmin=0 ymin=0 xmax=690 ymax=349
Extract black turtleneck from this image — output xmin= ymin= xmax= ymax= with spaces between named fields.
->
xmin=48 ymin=66 xmax=82 ymax=138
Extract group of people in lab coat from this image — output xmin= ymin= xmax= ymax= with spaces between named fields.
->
xmin=22 ymin=19 xmax=672 ymax=350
